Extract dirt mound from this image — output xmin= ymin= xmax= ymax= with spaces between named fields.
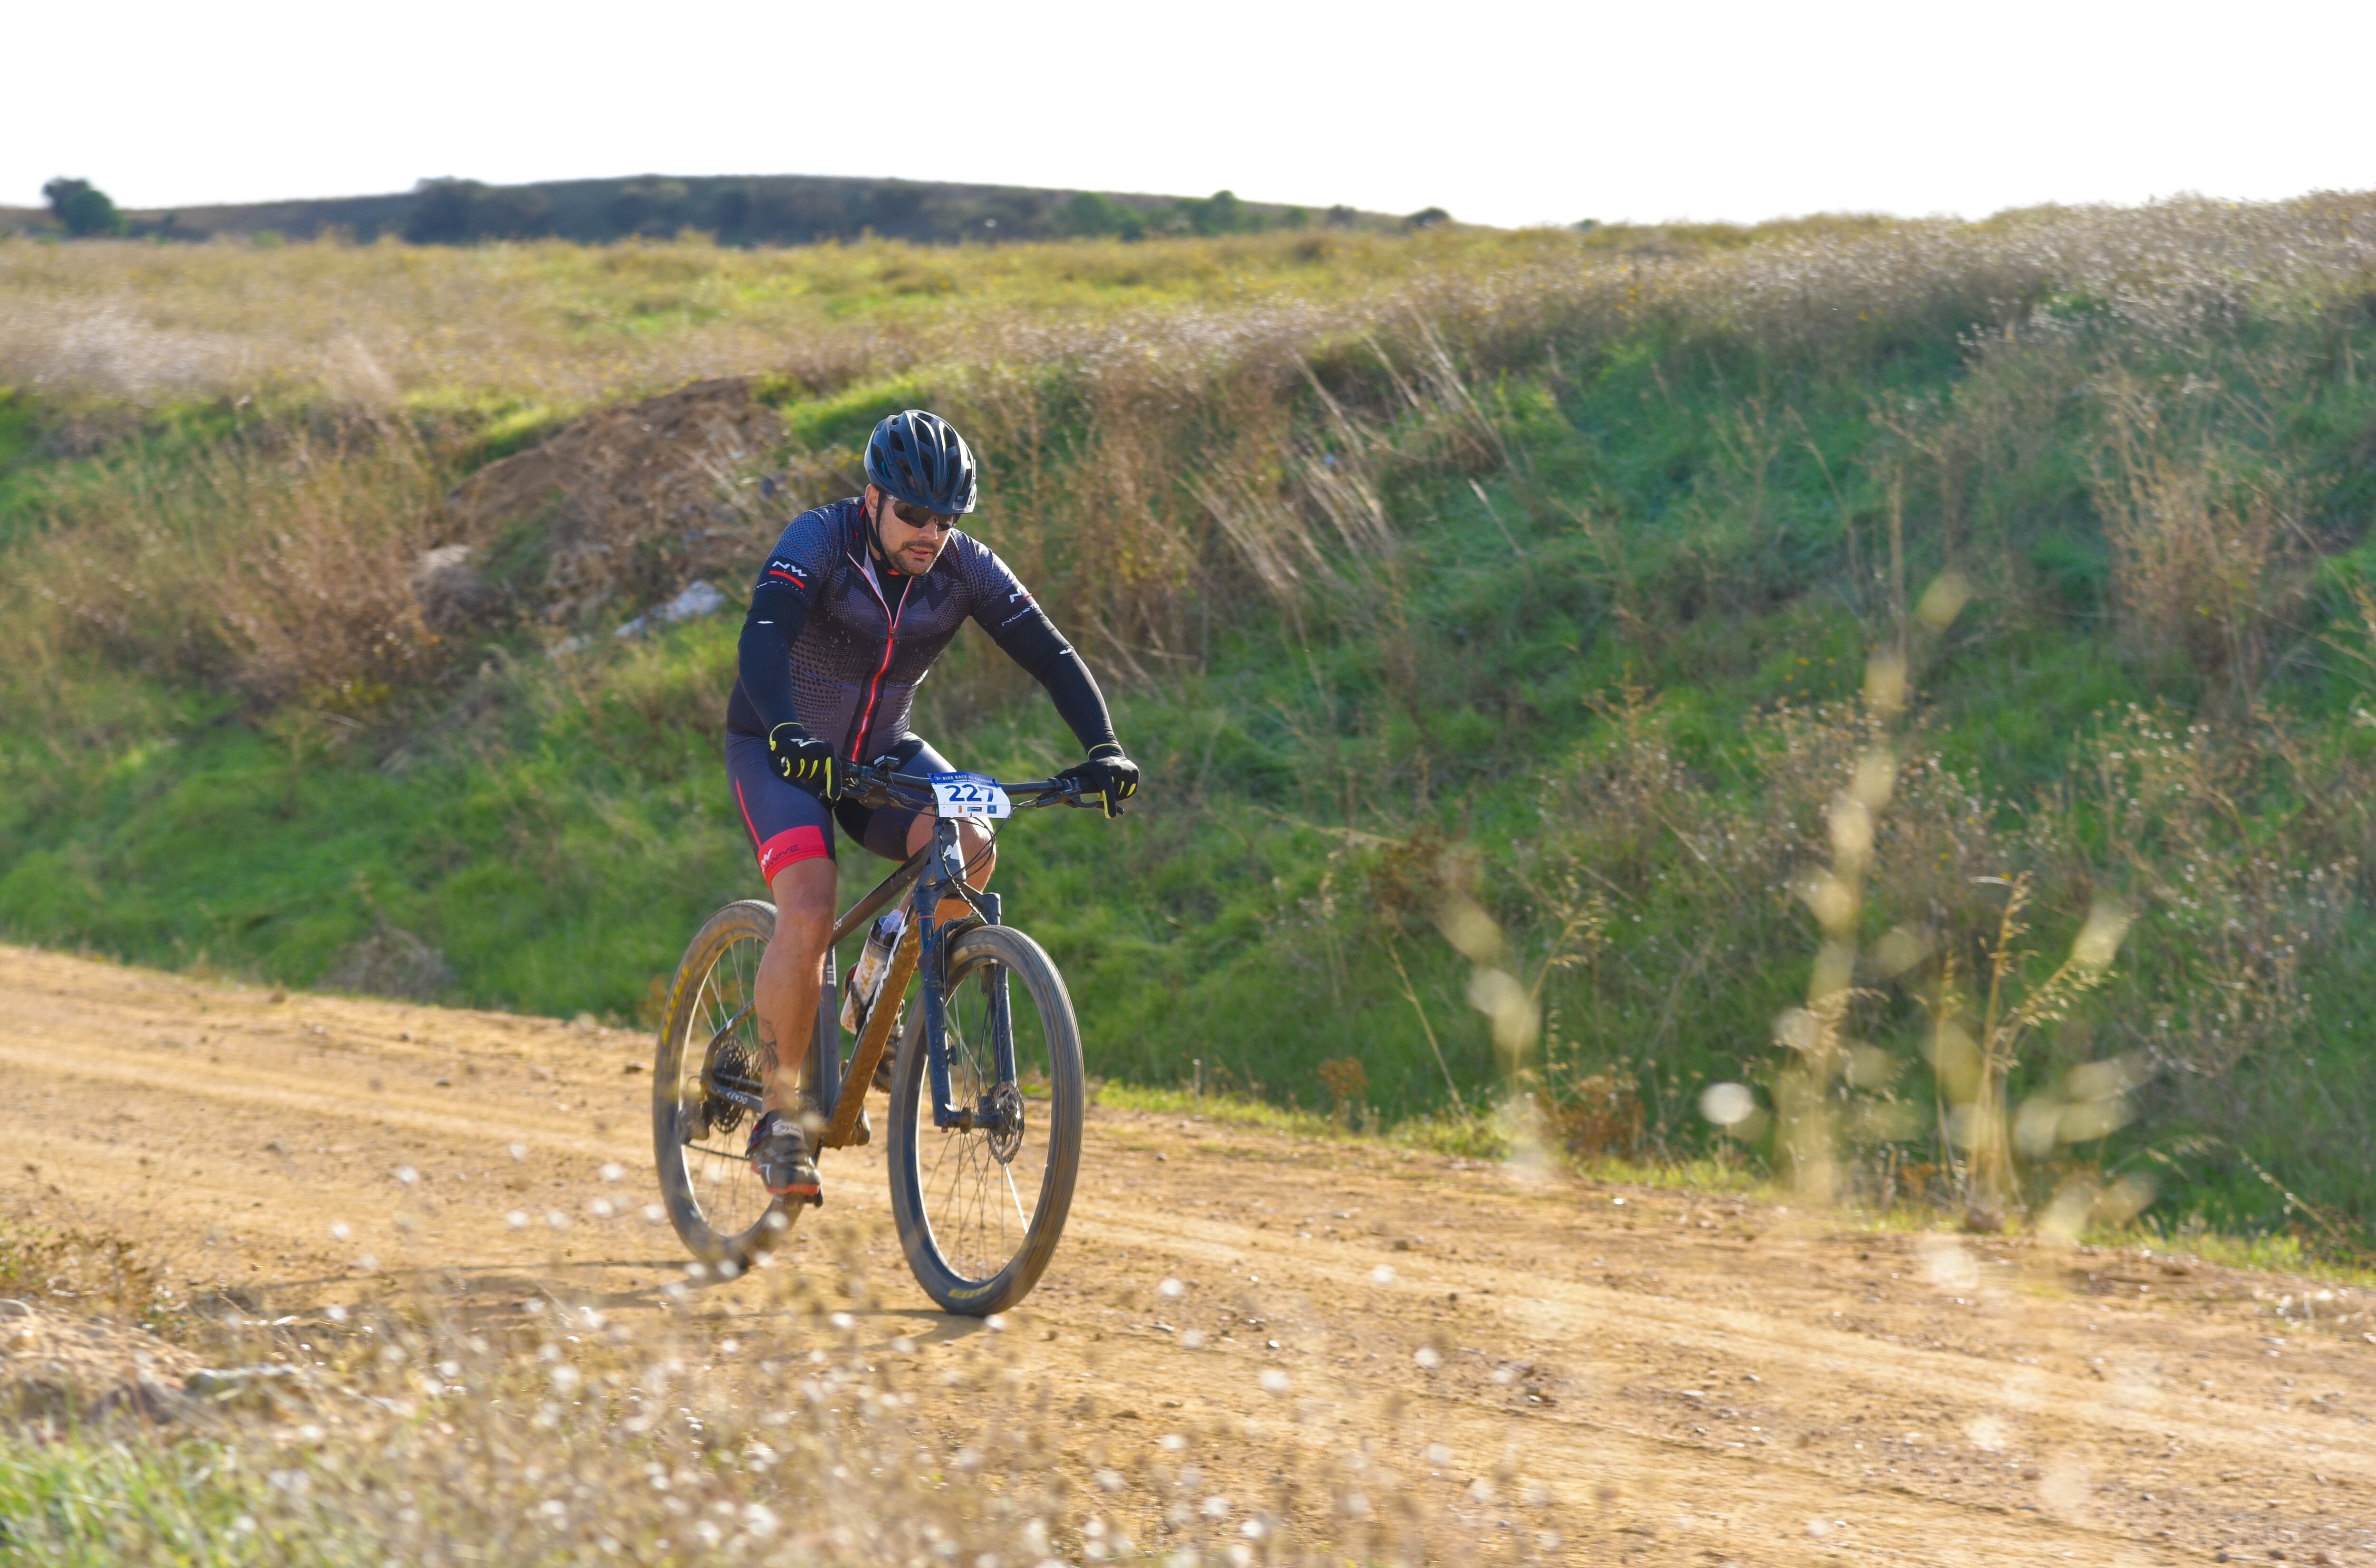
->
xmin=320 ymin=921 xmax=458 ymax=1002
xmin=439 ymin=377 xmax=794 ymax=628
xmin=0 ymin=1300 xmax=201 ymax=1420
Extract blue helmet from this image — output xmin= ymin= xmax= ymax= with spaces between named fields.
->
xmin=864 ymin=409 xmax=977 ymax=515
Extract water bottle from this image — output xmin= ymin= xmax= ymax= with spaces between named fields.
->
xmin=838 ymin=908 xmax=907 ymax=1035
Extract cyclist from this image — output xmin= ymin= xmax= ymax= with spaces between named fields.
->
xmin=726 ymin=410 xmax=1138 ymax=1205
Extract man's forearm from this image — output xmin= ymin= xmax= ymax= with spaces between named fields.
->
xmin=1031 ymin=648 xmax=1117 ymax=752
xmin=992 ymin=604 xmax=1117 ymax=751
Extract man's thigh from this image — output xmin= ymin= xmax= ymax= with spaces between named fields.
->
xmin=726 ymin=730 xmax=836 ymax=882
xmin=837 ymin=736 xmax=958 ymax=861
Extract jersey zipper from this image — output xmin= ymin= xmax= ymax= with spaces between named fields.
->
xmin=843 ymin=543 xmax=912 ymax=761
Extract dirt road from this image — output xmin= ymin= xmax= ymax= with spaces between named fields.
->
xmin=4 ymin=941 xmax=2375 ymax=1564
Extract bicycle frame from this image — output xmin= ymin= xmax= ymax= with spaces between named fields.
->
xmin=812 ymin=769 xmax=1077 ymax=1150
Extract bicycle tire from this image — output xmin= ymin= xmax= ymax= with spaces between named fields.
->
xmin=887 ymin=923 xmax=1083 ymax=1315
xmin=652 ymin=899 xmax=797 ymax=1268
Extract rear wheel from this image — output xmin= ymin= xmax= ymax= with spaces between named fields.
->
xmin=653 ymin=901 xmax=796 ymax=1268
xmin=887 ymin=923 xmax=1083 ymax=1315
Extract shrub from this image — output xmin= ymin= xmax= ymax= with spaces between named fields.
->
xmin=402 ymin=178 xmax=554 ymax=243
xmin=41 ymin=177 xmax=123 ymax=238
xmin=1054 ymin=191 xmax=1140 ymax=239
xmin=606 ymin=177 xmax=691 ymax=238
xmin=402 ymin=177 xmax=482 ymax=243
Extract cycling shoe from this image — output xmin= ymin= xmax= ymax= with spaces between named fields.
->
xmin=747 ymin=1110 xmax=822 ymax=1205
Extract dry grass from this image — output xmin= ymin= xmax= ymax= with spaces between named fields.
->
xmin=0 ymin=1217 xmax=1477 ymax=1568
xmin=2091 ymin=357 xmax=2318 ymax=697
xmin=0 ymin=227 xmax=1615 ymax=411
xmin=10 ymin=417 xmax=443 ymax=709
xmin=877 ymin=195 xmax=2376 ymax=704
xmin=10 ymin=194 xmax=2376 ymax=711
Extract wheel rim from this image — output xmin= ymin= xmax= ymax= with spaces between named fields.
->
xmin=670 ymin=928 xmax=776 ymax=1246
xmin=911 ymin=953 xmax=1057 ymax=1285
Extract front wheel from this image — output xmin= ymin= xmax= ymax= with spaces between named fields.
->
xmin=887 ymin=924 xmax=1083 ymax=1315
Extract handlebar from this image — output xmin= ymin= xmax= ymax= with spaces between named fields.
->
xmin=840 ymin=761 xmax=1111 ymax=814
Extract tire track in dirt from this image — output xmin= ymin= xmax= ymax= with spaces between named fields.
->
xmin=5 ymin=942 xmax=2375 ymax=1564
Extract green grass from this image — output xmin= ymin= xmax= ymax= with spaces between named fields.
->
xmin=0 ymin=1440 xmax=268 ymax=1566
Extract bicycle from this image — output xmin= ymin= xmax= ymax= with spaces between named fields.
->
xmin=651 ymin=760 xmax=1103 ymax=1315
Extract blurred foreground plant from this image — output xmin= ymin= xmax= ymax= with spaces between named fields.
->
xmin=1700 ymin=574 xmax=2142 ymax=1225
xmin=0 ymin=1222 xmax=1528 ymax=1567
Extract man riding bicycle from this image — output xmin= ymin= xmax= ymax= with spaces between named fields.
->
xmin=727 ymin=409 xmax=1138 ymax=1205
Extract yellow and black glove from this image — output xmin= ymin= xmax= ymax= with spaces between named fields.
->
xmin=767 ymin=723 xmax=841 ymax=802
xmin=1058 ymin=743 xmax=1140 ymax=818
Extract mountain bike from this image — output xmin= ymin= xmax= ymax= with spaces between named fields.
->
xmin=651 ymin=761 xmax=1100 ymax=1315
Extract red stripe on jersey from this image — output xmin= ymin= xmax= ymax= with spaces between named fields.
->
xmin=844 ymin=551 xmax=911 ymax=761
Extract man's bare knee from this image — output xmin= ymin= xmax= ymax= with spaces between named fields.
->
xmin=775 ymin=891 xmax=834 ymax=950
xmin=768 ymin=861 xmax=837 ymax=945
xmin=757 ymin=860 xmax=836 ymax=1009
xmin=958 ymin=822 xmax=996 ymax=886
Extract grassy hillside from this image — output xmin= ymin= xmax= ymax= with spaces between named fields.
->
xmin=1 ymin=172 xmax=1403 ymax=247
xmin=7 ymin=203 xmax=2376 ymax=1242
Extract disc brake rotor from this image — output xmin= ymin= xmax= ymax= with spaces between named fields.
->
xmin=988 ymin=1082 xmax=1025 ymax=1165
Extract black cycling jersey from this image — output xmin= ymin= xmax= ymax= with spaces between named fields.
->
xmin=728 ymin=495 xmax=1115 ymax=760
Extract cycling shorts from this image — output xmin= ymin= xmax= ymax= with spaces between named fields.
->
xmin=725 ymin=732 xmax=954 ymax=883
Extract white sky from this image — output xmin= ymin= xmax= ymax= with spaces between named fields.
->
xmin=6 ymin=0 xmax=2371 ymax=228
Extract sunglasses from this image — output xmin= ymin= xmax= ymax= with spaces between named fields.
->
xmin=888 ymin=499 xmax=959 ymax=532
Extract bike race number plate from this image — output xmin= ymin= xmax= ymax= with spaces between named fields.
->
xmin=929 ymin=771 xmax=1012 ymax=820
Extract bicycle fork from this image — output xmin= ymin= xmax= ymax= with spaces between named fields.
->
xmin=920 ymin=879 xmax=1016 ymax=1135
